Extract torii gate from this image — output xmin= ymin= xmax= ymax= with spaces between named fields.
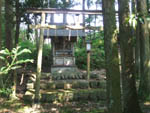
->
xmin=27 ymin=8 xmax=102 ymax=103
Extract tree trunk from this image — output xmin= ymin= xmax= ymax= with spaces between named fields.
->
xmin=27 ymin=24 xmax=30 ymax=40
xmin=146 ymin=0 xmax=149 ymax=11
xmin=118 ymin=0 xmax=143 ymax=113
xmin=26 ymin=14 xmax=30 ymax=40
xmin=135 ymin=22 xmax=140 ymax=80
xmin=15 ymin=0 xmax=20 ymax=46
xmin=0 ymin=0 xmax=3 ymax=88
xmin=132 ymin=0 xmax=140 ymax=80
xmin=5 ymin=0 xmax=13 ymax=50
xmin=0 ymin=0 xmax=2 ymax=49
xmin=102 ymin=0 xmax=122 ymax=113
xmin=34 ymin=13 xmax=45 ymax=103
xmin=137 ymin=0 xmax=150 ymax=101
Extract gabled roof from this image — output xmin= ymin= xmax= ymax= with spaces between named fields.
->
xmin=44 ymin=29 xmax=85 ymax=37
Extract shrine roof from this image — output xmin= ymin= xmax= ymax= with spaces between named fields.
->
xmin=44 ymin=29 xmax=85 ymax=37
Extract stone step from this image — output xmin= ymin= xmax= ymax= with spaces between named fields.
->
xmin=23 ymin=89 xmax=106 ymax=103
xmin=28 ymin=72 xmax=103 ymax=81
xmin=26 ymin=80 xmax=106 ymax=90
xmin=40 ymin=80 xmax=106 ymax=90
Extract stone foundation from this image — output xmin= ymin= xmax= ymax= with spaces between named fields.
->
xmin=51 ymin=66 xmax=86 ymax=80
xmin=51 ymin=66 xmax=77 ymax=73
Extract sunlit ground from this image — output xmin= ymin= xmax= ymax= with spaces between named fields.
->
xmin=0 ymin=97 xmax=106 ymax=113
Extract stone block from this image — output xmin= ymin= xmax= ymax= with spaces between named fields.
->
xmin=27 ymin=83 xmax=34 ymax=89
xmin=64 ymin=83 xmax=72 ymax=89
xmin=89 ymin=81 xmax=98 ymax=88
xmin=56 ymin=82 xmax=64 ymax=89
xmin=46 ymin=82 xmax=56 ymax=89
xmin=41 ymin=93 xmax=57 ymax=103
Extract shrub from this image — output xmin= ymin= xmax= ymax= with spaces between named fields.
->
xmin=75 ymin=31 xmax=105 ymax=70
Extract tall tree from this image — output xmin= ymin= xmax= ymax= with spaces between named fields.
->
xmin=0 ymin=0 xmax=3 ymax=88
xmin=134 ymin=1 xmax=141 ymax=83
xmin=118 ymin=0 xmax=143 ymax=113
xmin=15 ymin=0 xmax=20 ymax=46
xmin=131 ymin=0 xmax=141 ymax=80
xmin=102 ymin=0 xmax=122 ymax=113
xmin=137 ymin=0 xmax=150 ymax=100
xmin=5 ymin=0 xmax=13 ymax=50
xmin=0 ymin=1 xmax=1 ymax=43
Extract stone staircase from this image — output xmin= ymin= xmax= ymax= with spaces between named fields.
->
xmin=23 ymin=72 xmax=106 ymax=103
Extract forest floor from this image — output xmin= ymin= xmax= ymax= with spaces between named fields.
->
xmin=0 ymin=69 xmax=150 ymax=113
xmin=0 ymin=97 xmax=106 ymax=113
xmin=0 ymin=97 xmax=150 ymax=113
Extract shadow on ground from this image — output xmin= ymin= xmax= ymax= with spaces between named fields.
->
xmin=0 ymin=97 xmax=106 ymax=113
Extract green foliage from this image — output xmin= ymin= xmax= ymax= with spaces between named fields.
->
xmin=127 ymin=13 xmax=150 ymax=29
xmin=18 ymin=40 xmax=37 ymax=61
xmin=57 ymin=0 xmax=77 ymax=9
xmin=0 ymin=46 xmax=33 ymax=97
xmin=18 ymin=39 xmax=52 ymax=67
xmin=75 ymin=31 xmax=105 ymax=70
xmin=22 ymin=0 xmax=76 ymax=8
xmin=128 ymin=14 xmax=137 ymax=29
xmin=0 ymin=46 xmax=33 ymax=75
xmin=0 ymin=88 xmax=12 ymax=98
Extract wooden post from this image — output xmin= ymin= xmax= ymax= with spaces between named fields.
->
xmin=34 ymin=12 xmax=45 ymax=103
xmin=87 ymin=51 xmax=90 ymax=88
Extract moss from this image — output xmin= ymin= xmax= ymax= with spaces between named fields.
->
xmin=73 ymin=92 xmax=80 ymax=101
xmin=90 ymin=81 xmax=98 ymax=88
xmin=88 ymin=91 xmax=98 ymax=101
xmin=79 ymin=91 xmax=89 ymax=101
xmin=96 ymin=90 xmax=106 ymax=100
xmin=41 ymin=93 xmax=57 ymax=103
xmin=72 ymin=81 xmax=89 ymax=89
xmin=90 ymin=73 xmax=99 ymax=79
xmin=23 ymin=95 xmax=33 ymax=104
xmin=56 ymin=82 xmax=64 ymax=89
xmin=46 ymin=82 xmax=56 ymax=89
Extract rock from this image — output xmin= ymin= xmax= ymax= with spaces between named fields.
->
xmin=27 ymin=83 xmax=34 ymax=89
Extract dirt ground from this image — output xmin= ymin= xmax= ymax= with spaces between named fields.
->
xmin=0 ymin=97 xmax=106 ymax=113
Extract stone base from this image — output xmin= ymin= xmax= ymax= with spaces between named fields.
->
xmin=51 ymin=66 xmax=86 ymax=80
xmin=51 ymin=66 xmax=77 ymax=74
